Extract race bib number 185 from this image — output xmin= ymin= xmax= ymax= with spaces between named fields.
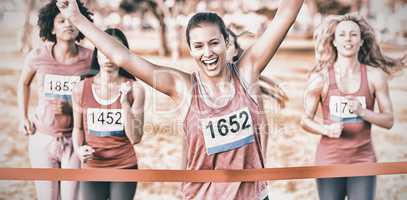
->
xmin=200 ymin=107 xmax=255 ymax=155
xmin=87 ymin=108 xmax=124 ymax=137
xmin=43 ymin=74 xmax=80 ymax=96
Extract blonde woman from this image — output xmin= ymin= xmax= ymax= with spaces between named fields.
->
xmin=301 ymin=14 xmax=405 ymax=200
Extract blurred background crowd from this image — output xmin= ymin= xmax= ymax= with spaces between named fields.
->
xmin=1 ymin=0 xmax=406 ymax=55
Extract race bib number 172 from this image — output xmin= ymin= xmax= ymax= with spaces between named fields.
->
xmin=200 ymin=107 xmax=255 ymax=155
xmin=329 ymin=96 xmax=366 ymax=122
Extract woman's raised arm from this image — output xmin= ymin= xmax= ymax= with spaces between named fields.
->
xmin=57 ymin=0 xmax=191 ymax=100
xmin=239 ymin=0 xmax=303 ymax=80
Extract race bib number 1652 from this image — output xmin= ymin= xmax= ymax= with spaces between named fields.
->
xmin=200 ymin=107 xmax=255 ymax=155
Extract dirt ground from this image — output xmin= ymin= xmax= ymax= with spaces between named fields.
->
xmin=0 ymin=31 xmax=406 ymax=200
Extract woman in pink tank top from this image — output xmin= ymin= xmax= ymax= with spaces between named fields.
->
xmin=72 ymin=28 xmax=144 ymax=200
xmin=301 ymin=14 xmax=405 ymax=200
xmin=57 ymin=0 xmax=303 ymax=199
xmin=17 ymin=1 xmax=93 ymax=200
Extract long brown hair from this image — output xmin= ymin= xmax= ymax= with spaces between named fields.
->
xmin=313 ymin=14 xmax=404 ymax=74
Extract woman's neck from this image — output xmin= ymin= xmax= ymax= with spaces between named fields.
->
xmin=52 ymin=40 xmax=78 ymax=62
xmin=197 ymin=65 xmax=236 ymax=108
xmin=97 ymin=71 xmax=120 ymax=85
xmin=198 ymin=65 xmax=232 ymax=96
xmin=335 ymin=55 xmax=360 ymax=75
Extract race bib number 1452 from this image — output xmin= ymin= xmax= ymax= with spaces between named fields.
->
xmin=87 ymin=108 xmax=124 ymax=137
xmin=200 ymin=107 xmax=255 ymax=155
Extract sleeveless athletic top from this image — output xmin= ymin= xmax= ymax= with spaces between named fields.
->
xmin=24 ymin=43 xmax=92 ymax=137
xmin=81 ymin=77 xmax=137 ymax=169
xmin=182 ymin=65 xmax=268 ymax=200
xmin=317 ymin=64 xmax=376 ymax=164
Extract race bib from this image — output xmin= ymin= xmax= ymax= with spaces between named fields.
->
xmin=200 ymin=107 xmax=255 ymax=155
xmin=43 ymin=74 xmax=80 ymax=98
xmin=87 ymin=108 xmax=124 ymax=137
xmin=329 ymin=96 xmax=366 ymax=122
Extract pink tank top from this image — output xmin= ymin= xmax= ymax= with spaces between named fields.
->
xmin=25 ymin=43 xmax=92 ymax=137
xmin=317 ymin=64 xmax=376 ymax=164
xmin=182 ymin=66 xmax=268 ymax=200
xmin=81 ymin=77 xmax=137 ymax=169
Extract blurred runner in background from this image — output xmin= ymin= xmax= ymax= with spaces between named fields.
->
xmin=17 ymin=0 xmax=93 ymax=199
xmin=72 ymin=28 xmax=144 ymax=200
xmin=301 ymin=13 xmax=406 ymax=200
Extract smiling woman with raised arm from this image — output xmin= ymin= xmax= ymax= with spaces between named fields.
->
xmin=57 ymin=0 xmax=303 ymax=199
xmin=301 ymin=14 xmax=406 ymax=200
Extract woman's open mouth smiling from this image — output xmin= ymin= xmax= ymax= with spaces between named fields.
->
xmin=202 ymin=57 xmax=219 ymax=70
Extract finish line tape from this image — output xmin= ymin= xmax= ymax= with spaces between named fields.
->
xmin=0 ymin=162 xmax=406 ymax=182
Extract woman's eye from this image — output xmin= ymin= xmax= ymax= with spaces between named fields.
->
xmin=194 ymin=45 xmax=202 ymax=49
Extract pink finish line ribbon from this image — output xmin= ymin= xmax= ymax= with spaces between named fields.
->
xmin=0 ymin=162 xmax=406 ymax=182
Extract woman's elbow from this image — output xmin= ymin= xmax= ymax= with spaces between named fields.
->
xmin=133 ymin=135 xmax=142 ymax=144
xmin=300 ymin=116 xmax=308 ymax=130
xmin=133 ymin=128 xmax=144 ymax=144
xmin=17 ymin=79 xmax=29 ymax=90
xmin=384 ymin=115 xmax=394 ymax=129
xmin=134 ymin=139 xmax=142 ymax=145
